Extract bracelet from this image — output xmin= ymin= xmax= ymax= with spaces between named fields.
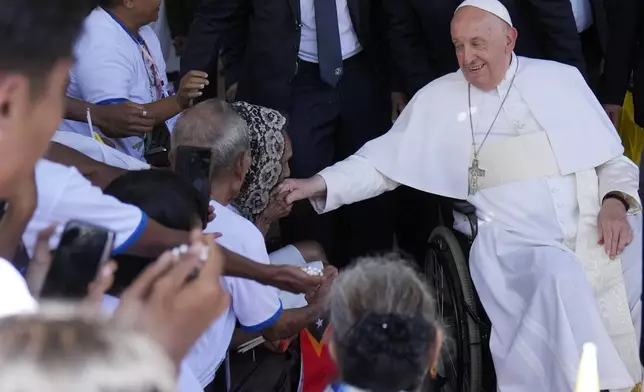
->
xmin=602 ymin=192 xmax=629 ymax=212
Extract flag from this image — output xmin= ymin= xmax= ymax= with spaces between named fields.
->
xmin=300 ymin=313 xmax=337 ymax=392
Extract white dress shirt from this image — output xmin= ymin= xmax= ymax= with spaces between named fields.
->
xmin=570 ymin=0 xmax=593 ymax=33
xmin=298 ymin=0 xmax=362 ymax=62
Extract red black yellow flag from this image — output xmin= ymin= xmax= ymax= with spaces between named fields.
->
xmin=300 ymin=313 xmax=336 ymax=392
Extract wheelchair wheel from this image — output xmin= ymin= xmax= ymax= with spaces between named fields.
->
xmin=425 ymin=226 xmax=483 ymax=392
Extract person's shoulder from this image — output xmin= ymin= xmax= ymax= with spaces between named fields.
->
xmin=414 ymin=71 xmax=465 ymax=101
xmin=80 ymin=8 xmax=119 ymax=37
xmin=36 ymin=159 xmax=78 ymax=185
xmin=205 ymin=202 xmax=266 ymax=251
xmin=75 ymin=8 xmax=129 ymax=52
xmin=518 ymin=56 xmax=581 ymax=78
xmin=139 ymin=25 xmax=160 ymax=44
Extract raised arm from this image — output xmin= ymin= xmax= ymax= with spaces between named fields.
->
xmin=280 ymin=155 xmax=399 ymax=214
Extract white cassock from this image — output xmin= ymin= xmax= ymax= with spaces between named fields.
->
xmin=310 ymin=54 xmax=643 ymax=392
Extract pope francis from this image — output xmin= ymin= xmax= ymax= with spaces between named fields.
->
xmin=279 ymin=0 xmax=643 ymax=391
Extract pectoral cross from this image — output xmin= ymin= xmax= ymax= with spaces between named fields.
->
xmin=468 ymin=158 xmax=485 ymax=195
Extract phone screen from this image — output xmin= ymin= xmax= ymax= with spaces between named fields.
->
xmin=40 ymin=221 xmax=115 ymax=299
xmin=175 ymin=146 xmax=212 ymax=224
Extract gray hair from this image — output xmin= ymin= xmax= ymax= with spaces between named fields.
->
xmin=172 ymin=98 xmax=250 ymax=180
xmin=0 ymin=303 xmax=176 ymax=392
xmin=329 ymin=254 xmax=440 ymax=391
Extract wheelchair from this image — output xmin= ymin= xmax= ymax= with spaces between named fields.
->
xmin=424 ymin=201 xmax=496 ymax=392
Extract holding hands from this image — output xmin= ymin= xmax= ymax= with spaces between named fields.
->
xmin=277 ymin=175 xmax=327 ymax=205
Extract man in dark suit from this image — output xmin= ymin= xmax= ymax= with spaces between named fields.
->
xmin=381 ymin=0 xmax=588 ymax=264
xmin=570 ymin=0 xmax=609 ymax=92
xmin=181 ymin=0 xmax=395 ymax=268
xmin=600 ymin=0 xmax=642 ymax=128
xmin=165 ymin=0 xmax=196 ymax=56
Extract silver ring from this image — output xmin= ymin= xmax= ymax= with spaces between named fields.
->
xmin=142 ymin=110 xmax=147 ymax=117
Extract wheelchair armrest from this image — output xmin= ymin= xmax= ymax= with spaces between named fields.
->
xmin=453 ymin=201 xmax=476 ymax=215
xmin=453 ymin=201 xmax=478 ymax=239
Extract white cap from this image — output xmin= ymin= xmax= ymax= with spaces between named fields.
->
xmin=455 ymin=0 xmax=513 ymax=27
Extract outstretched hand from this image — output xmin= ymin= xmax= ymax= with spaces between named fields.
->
xmin=277 ymin=175 xmax=327 ymax=205
xmin=270 ymin=264 xmax=325 ymax=294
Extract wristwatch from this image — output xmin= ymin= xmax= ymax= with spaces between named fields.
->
xmin=602 ymin=191 xmax=630 ymax=212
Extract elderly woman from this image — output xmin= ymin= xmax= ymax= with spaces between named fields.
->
xmin=230 ymin=101 xmax=328 ymax=266
xmin=325 ymin=255 xmax=443 ymax=392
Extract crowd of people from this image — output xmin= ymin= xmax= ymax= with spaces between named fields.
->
xmin=0 ymin=0 xmax=643 ymax=391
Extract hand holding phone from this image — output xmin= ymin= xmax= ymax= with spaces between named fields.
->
xmin=39 ymin=220 xmax=115 ymax=300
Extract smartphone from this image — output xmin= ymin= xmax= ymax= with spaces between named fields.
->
xmin=39 ymin=220 xmax=115 ymax=299
xmin=174 ymin=145 xmax=212 ymax=224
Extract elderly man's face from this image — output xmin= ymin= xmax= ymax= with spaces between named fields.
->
xmin=451 ymin=7 xmax=516 ymax=91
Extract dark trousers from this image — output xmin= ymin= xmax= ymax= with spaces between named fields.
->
xmin=280 ymin=53 xmax=394 ymax=268
xmin=394 ymin=188 xmax=449 ymax=265
xmin=580 ymin=24 xmax=603 ymax=93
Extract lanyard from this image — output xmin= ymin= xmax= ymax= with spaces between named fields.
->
xmin=101 ymin=8 xmax=167 ymax=101
xmin=139 ymin=40 xmax=167 ymax=101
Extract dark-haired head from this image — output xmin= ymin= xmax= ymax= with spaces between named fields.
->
xmin=328 ymin=254 xmax=442 ymax=392
xmin=0 ymin=0 xmax=94 ymax=200
xmin=103 ymin=169 xmax=208 ymax=295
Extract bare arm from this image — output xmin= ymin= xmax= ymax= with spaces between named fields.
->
xmin=65 ymin=97 xmax=155 ymax=138
xmin=46 ymin=142 xmax=127 ymax=189
xmin=261 ymin=303 xmax=325 ymax=341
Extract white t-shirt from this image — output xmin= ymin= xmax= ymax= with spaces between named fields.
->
xmin=59 ymin=7 xmax=176 ymax=160
xmin=185 ymin=200 xmax=282 ymax=388
xmin=51 ymin=131 xmax=151 ymax=171
xmin=0 ymin=258 xmax=37 ymax=318
xmin=23 ymin=160 xmax=148 ymax=257
xmin=101 ymin=295 xmax=203 ymax=392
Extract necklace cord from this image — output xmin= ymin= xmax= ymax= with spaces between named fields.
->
xmin=468 ymin=57 xmax=520 ymax=158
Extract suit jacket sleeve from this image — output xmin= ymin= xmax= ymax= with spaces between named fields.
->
xmin=599 ymin=0 xmax=639 ymax=106
xmin=311 ymin=155 xmax=399 ymax=214
xmin=527 ymin=0 xmax=586 ymax=76
xmin=166 ymin=0 xmax=195 ymax=38
xmin=180 ymin=0 xmax=247 ymax=78
xmin=381 ymin=0 xmax=434 ymax=96
xmin=220 ymin=7 xmax=251 ymax=90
